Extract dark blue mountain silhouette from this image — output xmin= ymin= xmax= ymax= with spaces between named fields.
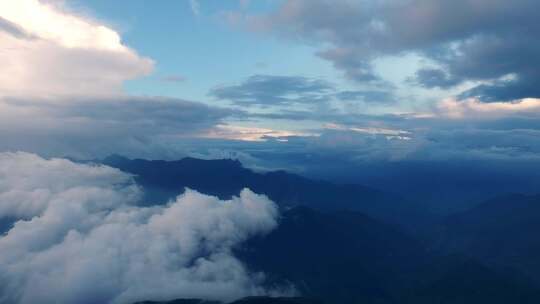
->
xmin=101 ymin=155 xmax=433 ymax=232
xmin=433 ymin=193 xmax=540 ymax=283
xmin=135 ymin=297 xmax=322 ymax=304
xmin=101 ymin=156 xmax=540 ymax=303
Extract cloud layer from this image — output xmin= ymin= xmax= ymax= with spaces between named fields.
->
xmin=0 ymin=152 xmax=279 ymax=304
xmin=0 ymin=95 xmax=237 ymax=158
xmin=242 ymin=0 xmax=540 ymax=101
xmin=210 ymin=74 xmax=396 ymax=110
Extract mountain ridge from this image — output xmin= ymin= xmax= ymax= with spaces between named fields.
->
xmin=100 ymin=155 xmax=434 ymax=232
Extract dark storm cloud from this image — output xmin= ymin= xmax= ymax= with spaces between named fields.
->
xmin=255 ymin=0 xmax=540 ymax=101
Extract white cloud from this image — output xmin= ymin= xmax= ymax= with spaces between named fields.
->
xmin=436 ymin=98 xmax=540 ymax=119
xmin=0 ymin=0 xmax=153 ymax=96
xmin=0 ymin=152 xmax=138 ymax=219
xmin=324 ymin=123 xmax=412 ymax=140
xmin=204 ymin=124 xmax=318 ymax=142
xmin=0 ymin=152 xmax=280 ymax=304
xmin=0 ymin=0 xmax=123 ymax=50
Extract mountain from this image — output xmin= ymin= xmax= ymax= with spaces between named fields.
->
xmin=231 ymin=298 xmax=322 ymax=304
xmin=134 ymin=297 xmax=322 ymax=304
xmin=101 ymin=155 xmax=433 ymax=232
xmin=236 ymin=206 xmax=429 ymax=304
xmin=405 ymin=258 xmax=540 ymax=304
xmin=432 ymin=193 xmax=540 ymax=282
xmin=312 ymin=160 xmax=540 ymax=215
xmin=132 ymin=206 xmax=540 ymax=304
xmin=101 ymin=156 xmax=540 ymax=303
xmin=238 ymin=208 xmax=540 ymax=304
xmin=136 ymin=300 xmax=220 ymax=304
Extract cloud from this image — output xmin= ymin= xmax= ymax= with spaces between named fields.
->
xmin=190 ymin=0 xmax=201 ymax=16
xmin=160 ymin=75 xmax=187 ymax=83
xmin=239 ymin=0 xmax=251 ymax=10
xmin=0 ymin=95 xmax=236 ymax=159
xmin=316 ymin=48 xmax=383 ymax=84
xmin=435 ymin=98 xmax=540 ymax=119
xmin=238 ymin=0 xmax=540 ymax=101
xmin=324 ymin=123 xmax=411 ymax=140
xmin=412 ymin=68 xmax=461 ymax=89
xmin=210 ymin=74 xmax=395 ymax=108
xmin=0 ymin=0 xmax=153 ymax=96
xmin=459 ymin=76 xmax=540 ymax=102
xmin=0 ymin=152 xmax=279 ymax=304
xmin=335 ymin=90 xmax=395 ymax=104
xmin=182 ymin=93 xmax=540 ymax=170
xmin=203 ymin=124 xmax=317 ymax=142
xmin=0 ymin=16 xmax=34 ymax=39
xmin=0 ymin=152 xmax=138 ymax=220
xmin=210 ymin=75 xmax=334 ymax=107
xmin=0 ymin=1 xmax=252 ymax=160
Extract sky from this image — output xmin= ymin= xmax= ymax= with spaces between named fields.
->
xmin=1 ymin=0 xmax=540 ymax=176
xmin=2 ymin=2 xmax=540 ymax=302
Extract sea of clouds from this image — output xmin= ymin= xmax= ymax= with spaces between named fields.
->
xmin=0 ymin=152 xmax=280 ymax=304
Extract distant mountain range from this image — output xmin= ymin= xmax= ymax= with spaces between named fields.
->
xmin=135 ymin=297 xmax=322 ymax=304
xmin=237 ymin=206 xmax=427 ymax=304
xmin=433 ymin=193 xmax=540 ymax=283
xmin=99 ymin=156 xmax=540 ymax=304
xmin=101 ymin=155 xmax=433 ymax=233
xmin=406 ymin=257 xmax=540 ymax=304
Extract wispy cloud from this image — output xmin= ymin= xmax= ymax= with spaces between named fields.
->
xmin=160 ymin=74 xmax=187 ymax=83
xmin=190 ymin=0 xmax=201 ymax=16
